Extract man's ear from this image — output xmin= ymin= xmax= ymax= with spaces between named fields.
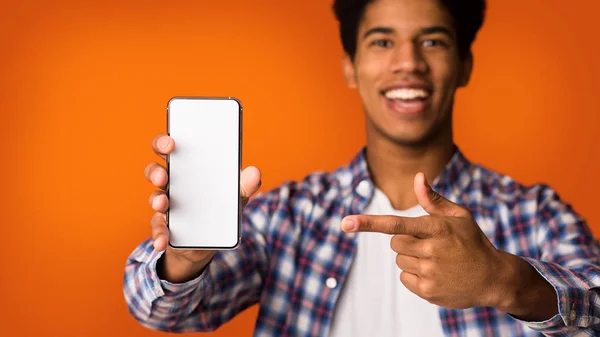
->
xmin=342 ymin=54 xmax=357 ymax=89
xmin=458 ymin=51 xmax=474 ymax=87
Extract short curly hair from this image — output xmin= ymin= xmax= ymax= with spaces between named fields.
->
xmin=332 ymin=0 xmax=486 ymax=60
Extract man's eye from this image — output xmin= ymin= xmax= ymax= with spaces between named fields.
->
xmin=371 ymin=39 xmax=393 ymax=48
xmin=422 ymin=39 xmax=446 ymax=48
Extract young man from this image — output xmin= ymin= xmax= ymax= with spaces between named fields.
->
xmin=123 ymin=0 xmax=600 ymax=336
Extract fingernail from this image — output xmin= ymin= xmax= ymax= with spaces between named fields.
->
xmin=423 ymin=176 xmax=432 ymax=191
xmin=158 ymin=137 xmax=170 ymax=149
xmin=341 ymin=217 xmax=357 ymax=232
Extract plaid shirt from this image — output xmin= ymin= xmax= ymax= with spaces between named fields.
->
xmin=123 ymin=146 xmax=600 ymax=336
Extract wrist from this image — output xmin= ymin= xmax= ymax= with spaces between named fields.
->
xmin=483 ymin=251 xmax=559 ymax=321
xmin=489 ymin=251 xmax=523 ymax=311
xmin=157 ymin=250 xmax=213 ymax=284
xmin=489 ymin=252 xmax=543 ymax=315
xmin=478 ymin=249 xmax=522 ymax=310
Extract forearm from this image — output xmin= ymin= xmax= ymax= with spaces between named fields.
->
xmin=494 ymin=251 xmax=558 ymax=321
xmin=488 ymin=251 xmax=600 ymax=336
xmin=124 ymin=234 xmax=268 ymax=333
xmin=123 ymin=239 xmax=216 ymax=332
xmin=489 ymin=184 xmax=600 ymax=335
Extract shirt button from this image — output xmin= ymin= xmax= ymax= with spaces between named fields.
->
xmin=356 ymin=180 xmax=370 ymax=197
xmin=326 ymin=277 xmax=337 ymax=289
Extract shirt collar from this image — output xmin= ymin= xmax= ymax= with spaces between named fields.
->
xmin=339 ymin=144 xmax=474 ymax=206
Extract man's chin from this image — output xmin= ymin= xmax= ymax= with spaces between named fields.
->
xmin=366 ymin=115 xmax=450 ymax=148
xmin=388 ymin=135 xmax=434 ymax=147
xmin=382 ymin=126 xmax=445 ymax=148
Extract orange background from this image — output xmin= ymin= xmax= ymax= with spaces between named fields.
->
xmin=1 ymin=0 xmax=599 ymax=336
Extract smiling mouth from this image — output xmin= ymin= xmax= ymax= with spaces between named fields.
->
xmin=383 ymin=87 xmax=430 ymax=101
xmin=381 ymin=88 xmax=431 ymax=115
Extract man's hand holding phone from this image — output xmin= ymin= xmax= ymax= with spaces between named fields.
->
xmin=144 ymin=134 xmax=262 ymax=283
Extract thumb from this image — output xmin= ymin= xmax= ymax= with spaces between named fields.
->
xmin=414 ymin=172 xmax=462 ymax=217
xmin=240 ymin=166 xmax=262 ymax=207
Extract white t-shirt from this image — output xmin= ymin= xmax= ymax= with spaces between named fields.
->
xmin=328 ymin=187 xmax=445 ymax=337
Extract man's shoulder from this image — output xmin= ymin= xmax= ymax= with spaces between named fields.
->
xmin=468 ymin=160 xmax=570 ymax=215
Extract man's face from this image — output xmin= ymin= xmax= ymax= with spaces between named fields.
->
xmin=343 ymin=0 xmax=472 ymax=146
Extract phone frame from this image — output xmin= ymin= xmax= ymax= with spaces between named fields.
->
xmin=165 ymin=96 xmax=243 ymax=250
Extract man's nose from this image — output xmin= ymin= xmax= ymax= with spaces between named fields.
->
xmin=390 ymin=42 xmax=427 ymax=74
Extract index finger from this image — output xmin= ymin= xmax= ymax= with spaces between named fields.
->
xmin=151 ymin=134 xmax=175 ymax=160
xmin=341 ymin=214 xmax=437 ymax=238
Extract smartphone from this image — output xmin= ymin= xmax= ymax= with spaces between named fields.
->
xmin=166 ymin=96 xmax=242 ymax=250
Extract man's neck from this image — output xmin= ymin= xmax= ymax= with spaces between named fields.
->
xmin=365 ymin=131 xmax=456 ymax=211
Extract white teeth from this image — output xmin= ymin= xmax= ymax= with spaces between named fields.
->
xmin=385 ymin=88 xmax=429 ymax=100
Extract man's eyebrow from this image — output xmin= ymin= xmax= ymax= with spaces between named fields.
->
xmin=362 ymin=26 xmax=395 ymax=39
xmin=420 ymin=26 xmax=454 ymax=38
xmin=362 ymin=25 xmax=455 ymax=39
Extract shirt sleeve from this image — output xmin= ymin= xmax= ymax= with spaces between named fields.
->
xmin=511 ymin=184 xmax=600 ymax=336
xmin=122 ymin=192 xmax=275 ymax=333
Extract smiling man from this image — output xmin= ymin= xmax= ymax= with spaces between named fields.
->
xmin=123 ymin=0 xmax=600 ymax=336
